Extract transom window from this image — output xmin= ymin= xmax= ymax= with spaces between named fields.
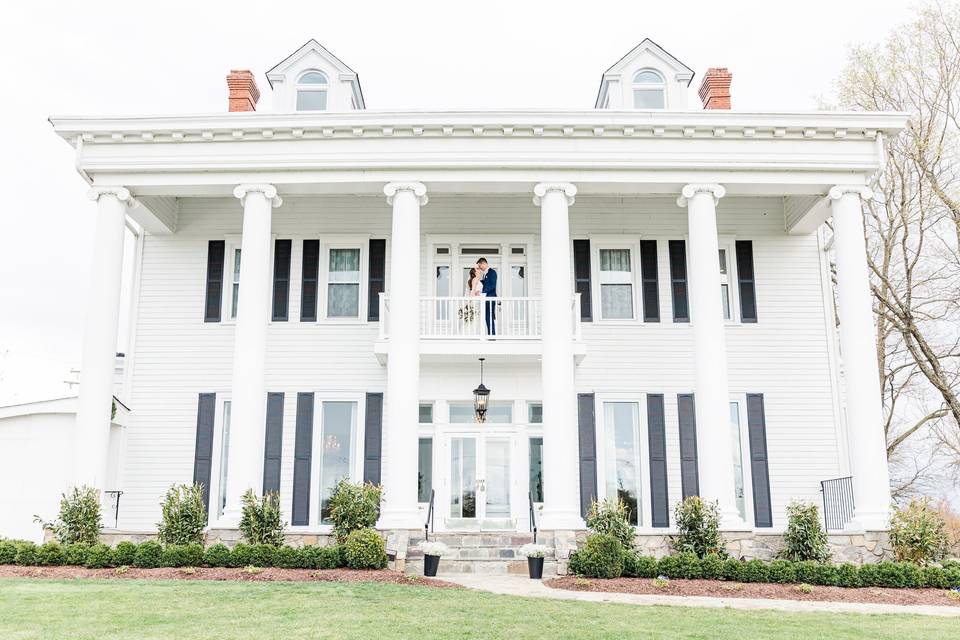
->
xmin=296 ymin=70 xmax=329 ymax=111
xmin=327 ymin=248 xmax=361 ymax=318
xmin=599 ymin=248 xmax=635 ymax=320
xmin=449 ymin=401 xmax=513 ymax=424
xmin=633 ymin=69 xmax=666 ymax=109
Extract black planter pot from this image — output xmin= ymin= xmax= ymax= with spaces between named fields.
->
xmin=423 ymin=554 xmax=440 ymax=577
xmin=527 ymin=556 xmax=544 ymax=579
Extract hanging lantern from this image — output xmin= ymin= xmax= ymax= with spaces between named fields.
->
xmin=473 ymin=357 xmax=490 ymax=423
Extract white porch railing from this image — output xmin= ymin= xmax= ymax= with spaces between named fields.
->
xmin=379 ymin=295 xmax=582 ymax=341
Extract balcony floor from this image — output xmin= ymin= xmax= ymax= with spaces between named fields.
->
xmin=373 ymin=339 xmax=587 ymax=364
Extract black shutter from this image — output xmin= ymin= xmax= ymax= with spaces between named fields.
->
xmin=747 ymin=393 xmax=773 ymax=527
xmin=368 ymin=239 xmax=386 ymax=321
xmin=647 ymin=394 xmax=669 ymax=527
xmin=204 ymin=241 xmax=225 ymax=322
xmin=363 ymin=393 xmax=384 ymax=484
xmin=572 ymin=239 xmax=592 ymax=322
xmin=669 ymin=240 xmax=689 ymax=323
xmin=272 ymin=240 xmax=292 ymax=322
xmin=736 ymin=240 xmax=758 ymax=323
xmin=639 ymin=240 xmax=660 ymax=322
xmin=677 ymin=394 xmax=700 ymax=498
xmin=262 ymin=392 xmax=284 ymax=495
xmin=577 ymin=393 xmax=598 ymax=518
xmin=291 ymin=393 xmax=314 ymax=526
xmin=192 ymin=393 xmax=216 ymax=515
xmin=300 ymin=239 xmax=320 ymax=322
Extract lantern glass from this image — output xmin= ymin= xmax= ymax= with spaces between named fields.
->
xmin=473 ymin=383 xmax=490 ymax=422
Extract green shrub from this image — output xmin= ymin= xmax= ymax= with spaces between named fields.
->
xmin=874 ymin=561 xmax=912 ymax=588
xmin=812 ymin=563 xmax=839 ymax=586
xmin=944 ymin=564 xmax=960 ymax=588
xmin=923 ymin=565 xmax=948 ymax=588
xmin=156 ymin=484 xmax=207 ymax=546
xmin=700 ymin=553 xmax=725 ymax=580
xmin=778 ymin=501 xmax=831 ymax=563
xmin=0 ymin=541 xmax=18 ymax=564
xmin=202 ymin=543 xmax=231 ymax=567
xmin=857 ymin=563 xmax=880 ymax=587
xmin=133 ymin=541 xmax=163 ymax=568
xmin=85 ymin=543 xmax=113 ymax=568
xmin=36 ymin=542 xmax=64 ymax=566
xmin=328 ymin=480 xmax=383 ymax=544
xmin=569 ymin=534 xmax=624 ymax=579
xmin=794 ymin=560 xmax=820 ymax=585
xmin=889 ymin=498 xmax=949 ymax=565
xmin=767 ymin=559 xmax=797 ymax=584
xmin=899 ymin=562 xmax=924 ymax=588
xmin=622 ymin=553 xmax=658 ymax=578
xmin=63 ymin=543 xmax=90 ymax=566
xmin=721 ymin=557 xmax=745 ymax=582
xmin=239 ymin=490 xmax=286 ymax=546
xmin=230 ymin=543 xmax=254 ymax=568
xmin=36 ymin=485 xmax=102 ymax=545
xmin=742 ymin=559 xmax=769 ymax=583
xmin=343 ymin=528 xmax=387 ymax=570
xmin=671 ymin=497 xmax=726 ymax=558
xmin=273 ymin=545 xmax=300 ymax=569
xmin=161 ymin=544 xmax=203 ymax=567
xmin=317 ymin=545 xmax=345 ymax=570
xmin=836 ymin=563 xmax=861 ymax=588
xmin=111 ymin=541 xmax=137 ymax=566
xmin=15 ymin=542 xmax=38 ymax=566
xmin=250 ymin=544 xmax=277 ymax=568
xmin=585 ymin=499 xmax=636 ymax=551
xmin=657 ymin=552 xmax=703 ymax=579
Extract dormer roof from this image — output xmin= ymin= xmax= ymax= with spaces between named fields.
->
xmin=266 ymin=39 xmax=365 ymax=111
xmin=595 ymin=38 xmax=695 ymax=109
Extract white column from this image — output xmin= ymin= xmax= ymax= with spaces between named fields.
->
xmin=378 ymin=182 xmax=427 ymax=530
xmin=829 ymin=185 xmax=892 ymax=530
xmin=677 ymin=184 xmax=743 ymax=528
xmin=535 ymin=182 xmax=583 ymax=530
xmin=74 ymin=187 xmax=133 ymax=490
xmin=221 ymin=184 xmax=281 ymax=522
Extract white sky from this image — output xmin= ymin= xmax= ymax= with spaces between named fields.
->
xmin=0 ymin=0 xmax=919 ymax=403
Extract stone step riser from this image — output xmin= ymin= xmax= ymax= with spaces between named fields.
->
xmin=405 ymin=558 xmax=558 ymax=577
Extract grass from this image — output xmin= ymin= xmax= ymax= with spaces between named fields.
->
xmin=0 ymin=578 xmax=957 ymax=639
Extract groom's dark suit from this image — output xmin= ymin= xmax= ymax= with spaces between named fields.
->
xmin=481 ymin=267 xmax=497 ymax=335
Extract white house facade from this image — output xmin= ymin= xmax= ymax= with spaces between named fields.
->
xmin=45 ymin=39 xmax=907 ymax=569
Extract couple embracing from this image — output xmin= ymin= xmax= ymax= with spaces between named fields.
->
xmin=466 ymin=257 xmax=497 ymax=335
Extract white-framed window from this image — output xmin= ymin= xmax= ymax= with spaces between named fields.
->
xmin=600 ymin=401 xmax=643 ymax=525
xmin=719 ymin=248 xmax=732 ymax=321
xmin=419 ymin=403 xmax=434 ymax=424
xmin=527 ymin=402 xmax=542 ymax=424
xmin=317 ymin=399 xmax=358 ymax=523
xmin=418 ymin=437 xmax=433 ymax=503
xmin=296 ymin=70 xmax=328 ymax=111
xmin=633 ymin=69 xmax=666 ymax=109
xmin=230 ymin=246 xmax=241 ymax=320
xmin=448 ymin=401 xmax=513 ymax=424
xmin=324 ymin=245 xmax=363 ymax=319
xmin=728 ymin=398 xmax=753 ymax=524
xmin=598 ymin=247 xmax=636 ymax=320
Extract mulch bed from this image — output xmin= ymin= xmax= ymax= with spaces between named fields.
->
xmin=0 ymin=565 xmax=461 ymax=588
xmin=545 ymin=576 xmax=960 ymax=607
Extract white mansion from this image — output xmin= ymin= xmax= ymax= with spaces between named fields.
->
xmin=38 ymin=39 xmax=907 ymax=565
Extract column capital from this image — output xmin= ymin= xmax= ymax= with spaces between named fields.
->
xmin=87 ymin=186 xmax=136 ymax=207
xmin=233 ymin=183 xmax=282 ymax=207
xmin=828 ymin=185 xmax=873 ymax=203
xmin=533 ymin=182 xmax=577 ymax=206
xmin=676 ymin=183 xmax=726 ymax=207
xmin=384 ymin=181 xmax=428 ymax=205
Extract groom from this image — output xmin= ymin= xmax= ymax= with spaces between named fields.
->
xmin=477 ymin=257 xmax=497 ymax=335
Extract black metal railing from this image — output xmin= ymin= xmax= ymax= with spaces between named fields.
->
xmin=104 ymin=490 xmax=123 ymax=529
xmin=820 ymin=476 xmax=855 ymax=531
xmin=424 ymin=489 xmax=435 ymax=541
xmin=528 ymin=491 xmax=538 ymax=544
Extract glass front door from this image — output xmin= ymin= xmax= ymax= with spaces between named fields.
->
xmin=448 ymin=435 xmax=512 ymax=523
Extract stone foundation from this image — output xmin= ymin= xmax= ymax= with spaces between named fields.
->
xmin=93 ymin=529 xmax=335 ymax=549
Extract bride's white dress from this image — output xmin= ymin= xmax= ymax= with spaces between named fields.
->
xmin=463 ymin=279 xmax=484 ymax=334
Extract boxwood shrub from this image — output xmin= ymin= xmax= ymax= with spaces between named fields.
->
xmin=0 ymin=541 xmax=19 ymax=564
xmin=721 ymin=557 xmax=745 ymax=582
xmin=766 ymin=559 xmax=796 ymax=584
xmin=202 ymin=543 xmax=231 ymax=567
xmin=250 ymin=544 xmax=277 ymax=568
xmin=793 ymin=560 xmax=819 ymax=585
xmin=36 ymin=542 xmax=65 ymax=566
xmin=133 ymin=541 xmax=163 ymax=568
xmin=923 ymin=565 xmax=948 ymax=589
xmin=230 ymin=543 xmax=254 ymax=568
xmin=623 ymin=553 xmax=658 ymax=578
xmin=569 ymin=534 xmax=625 ymax=579
xmin=700 ymin=553 xmax=725 ymax=580
xmin=343 ymin=528 xmax=388 ymax=570
xmin=857 ymin=563 xmax=880 ymax=587
xmin=111 ymin=541 xmax=137 ymax=566
xmin=836 ymin=563 xmax=860 ymax=588
xmin=161 ymin=544 xmax=203 ymax=567
xmin=742 ymin=559 xmax=769 ymax=583
xmin=658 ymin=552 xmax=701 ymax=579
xmin=85 ymin=543 xmax=113 ymax=568
xmin=273 ymin=545 xmax=300 ymax=569
xmin=15 ymin=542 xmax=38 ymax=566
xmin=63 ymin=543 xmax=91 ymax=566
xmin=316 ymin=545 xmax=345 ymax=570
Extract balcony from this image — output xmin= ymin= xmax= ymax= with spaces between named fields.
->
xmin=375 ymin=295 xmax=585 ymax=363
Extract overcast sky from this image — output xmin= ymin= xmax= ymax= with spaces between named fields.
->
xmin=0 ymin=0 xmax=919 ymax=403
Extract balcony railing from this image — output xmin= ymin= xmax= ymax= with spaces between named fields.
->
xmin=379 ymin=295 xmax=581 ymax=341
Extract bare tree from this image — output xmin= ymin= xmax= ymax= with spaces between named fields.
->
xmin=833 ymin=1 xmax=960 ymax=496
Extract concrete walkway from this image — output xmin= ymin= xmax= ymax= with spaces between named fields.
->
xmin=440 ymin=573 xmax=960 ymax=618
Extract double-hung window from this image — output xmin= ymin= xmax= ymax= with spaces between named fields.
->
xmin=327 ymin=247 xmax=361 ymax=318
xmin=599 ymin=248 xmax=635 ymax=320
xmin=719 ymin=248 xmax=732 ymax=320
xmin=230 ymin=247 xmax=242 ymax=319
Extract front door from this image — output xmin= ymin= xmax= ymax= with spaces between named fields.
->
xmin=447 ymin=434 xmax=513 ymax=528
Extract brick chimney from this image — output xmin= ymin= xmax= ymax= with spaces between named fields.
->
xmin=698 ymin=68 xmax=732 ymax=110
xmin=227 ymin=70 xmax=260 ymax=112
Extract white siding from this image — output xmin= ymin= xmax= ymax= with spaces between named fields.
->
xmin=122 ymin=194 xmax=841 ymax=531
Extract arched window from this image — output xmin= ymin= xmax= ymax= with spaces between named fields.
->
xmin=296 ymin=70 xmax=329 ymax=111
xmin=632 ymin=69 xmax=665 ymax=109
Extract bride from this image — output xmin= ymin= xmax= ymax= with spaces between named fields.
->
xmin=460 ymin=267 xmax=483 ymax=334
xmin=467 ymin=267 xmax=483 ymax=297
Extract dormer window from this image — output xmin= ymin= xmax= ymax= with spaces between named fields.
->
xmin=296 ymin=70 xmax=329 ymax=111
xmin=632 ymin=70 xmax=665 ymax=109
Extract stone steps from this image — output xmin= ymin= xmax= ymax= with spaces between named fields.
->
xmin=400 ymin=531 xmax=560 ymax=576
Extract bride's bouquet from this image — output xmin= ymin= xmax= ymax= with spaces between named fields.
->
xmin=458 ymin=302 xmax=477 ymax=323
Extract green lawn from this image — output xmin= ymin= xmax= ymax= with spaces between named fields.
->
xmin=0 ymin=579 xmax=956 ymax=640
